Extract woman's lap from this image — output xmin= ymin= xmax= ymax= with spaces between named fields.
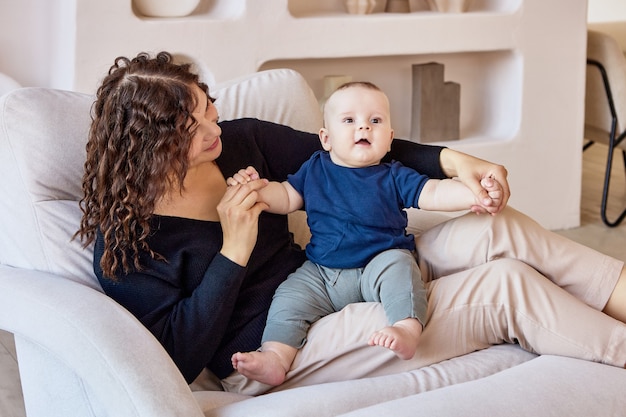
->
xmin=222 ymin=257 xmax=626 ymax=395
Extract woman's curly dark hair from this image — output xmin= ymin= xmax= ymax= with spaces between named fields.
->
xmin=76 ymin=51 xmax=211 ymax=279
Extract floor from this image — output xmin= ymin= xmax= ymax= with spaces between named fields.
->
xmin=0 ymin=329 xmax=23 ymax=417
xmin=0 ymin=144 xmax=625 ymax=417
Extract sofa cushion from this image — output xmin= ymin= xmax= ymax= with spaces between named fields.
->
xmin=199 ymin=342 xmax=535 ymax=417
xmin=212 ymin=68 xmax=322 ymax=133
xmin=0 ymin=87 xmax=96 ymax=287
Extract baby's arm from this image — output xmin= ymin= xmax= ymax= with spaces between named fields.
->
xmin=226 ymin=166 xmax=303 ymax=215
xmin=258 ymin=181 xmax=303 ymax=214
xmin=417 ymin=177 xmax=503 ymax=214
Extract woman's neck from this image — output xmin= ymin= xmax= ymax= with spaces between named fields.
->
xmin=154 ymin=161 xmax=226 ymax=221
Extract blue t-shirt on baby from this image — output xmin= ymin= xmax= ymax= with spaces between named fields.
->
xmin=287 ymin=151 xmax=430 ymax=269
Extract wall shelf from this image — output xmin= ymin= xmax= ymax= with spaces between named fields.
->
xmin=74 ymin=0 xmax=588 ymax=229
xmin=260 ymin=50 xmax=522 ymax=145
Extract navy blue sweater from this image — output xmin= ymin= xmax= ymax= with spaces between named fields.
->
xmin=94 ymin=118 xmax=445 ymax=383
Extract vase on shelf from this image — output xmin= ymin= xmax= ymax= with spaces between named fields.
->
xmin=372 ymin=0 xmax=388 ymax=13
xmin=133 ymin=0 xmax=201 ymax=17
xmin=410 ymin=62 xmax=460 ymax=143
xmin=386 ymin=0 xmax=410 ymax=13
xmin=407 ymin=0 xmax=431 ymax=12
xmin=345 ymin=0 xmax=376 ymax=14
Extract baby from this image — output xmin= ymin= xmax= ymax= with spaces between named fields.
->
xmin=228 ymin=81 xmax=502 ymax=385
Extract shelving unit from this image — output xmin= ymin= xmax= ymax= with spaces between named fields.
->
xmin=260 ymin=50 xmax=521 ymax=144
xmin=286 ymin=0 xmax=522 ymax=17
xmin=73 ymin=0 xmax=588 ymax=229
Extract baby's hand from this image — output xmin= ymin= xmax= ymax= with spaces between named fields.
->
xmin=470 ymin=176 xmax=505 ymax=215
xmin=226 ymin=166 xmax=261 ymax=186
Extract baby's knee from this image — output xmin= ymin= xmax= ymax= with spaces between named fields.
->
xmin=373 ymin=248 xmax=416 ymax=265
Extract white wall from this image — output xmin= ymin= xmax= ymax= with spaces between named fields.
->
xmin=3 ymin=0 xmax=623 ymax=89
xmin=588 ymin=0 xmax=626 ymax=22
xmin=0 ymin=0 xmax=75 ymax=89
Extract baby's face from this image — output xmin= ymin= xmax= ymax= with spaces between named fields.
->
xmin=320 ymin=86 xmax=394 ymax=168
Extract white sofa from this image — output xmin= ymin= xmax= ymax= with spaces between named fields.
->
xmin=1 ymin=68 xmax=626 ymax=417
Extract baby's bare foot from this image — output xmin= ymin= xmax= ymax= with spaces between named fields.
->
xmin=231 ymin=351 xmax=287 ymax=386
xmin=368 ymin=319 xmax=422 ymax=360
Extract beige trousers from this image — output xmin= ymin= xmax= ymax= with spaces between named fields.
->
xmin=416 ymin=206 xmax=623 ymax=311
xmin=222 ymin=207 xmax=626 ymax=395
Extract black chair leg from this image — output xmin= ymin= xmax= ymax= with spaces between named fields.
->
xmin=585 ymin=59 xmax=626 ymax=226
xmin=600 ymin=147 xmax=626 ymax=227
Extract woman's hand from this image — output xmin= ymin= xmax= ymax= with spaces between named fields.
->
xmin=439 ymin=148 xmax=510 ymax=214
xmin=217 ymin=178 xmax=269 ymax=266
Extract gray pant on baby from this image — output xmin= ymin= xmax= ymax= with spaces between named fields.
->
xmin=261 ymin=248 xmax=427 ymax=348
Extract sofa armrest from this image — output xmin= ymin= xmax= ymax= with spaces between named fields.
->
xmin=0 ymin=265 xmax=204 ymax=417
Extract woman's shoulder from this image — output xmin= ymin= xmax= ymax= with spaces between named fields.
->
xmin=219 ymin=118 xmax=318 ymax=143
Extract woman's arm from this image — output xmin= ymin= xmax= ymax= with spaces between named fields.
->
xmin=218 ymin=177 xmax=268 ymax=266
xmin=385 ymin=138 xmax=447 ymax=179
xmin=387 ymin=137 xmax=510 ymax=213
xmin=95 ymin=233 xmax=248 ymax=384
xmin=218 ymin=119 xmax=322 ymax=181
xmin=95 ymin=179 xmax=270 ymax=383
xmin=220 ymin=119 xmax=444 ymax=181
xmin=219 ymin=119 xmax=510 ymax=211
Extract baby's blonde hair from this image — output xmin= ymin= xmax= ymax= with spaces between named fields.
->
xmin=323 ymin=81 xmax=384 ymax=125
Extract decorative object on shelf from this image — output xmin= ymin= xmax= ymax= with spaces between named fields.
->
xmin=320 ymin=75 xmax=353 ymax=110
xmin=407 ymin=0 xmax=432 ymax=12
xmin=410 ymin=62 xmax=460 ymax=143
xmin=424 ymin=0 xmax=473 ymax=13
xmin=133 ymin=0 xmax=201 ymax=17
xmin=385 ymin=0 xmax=410 ymax=13
xmin=323 ymin=75 xmax=353 ymax=98
xmin=345 ymin=0 xmax=376 ymax=14
xmin=372 ymin=0 xmax=389 ymax=13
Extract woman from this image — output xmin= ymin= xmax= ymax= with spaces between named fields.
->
xmin=76 ymin=52 xmax=626 ymax=390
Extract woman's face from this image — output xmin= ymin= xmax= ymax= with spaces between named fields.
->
xmin=187 ymin=84 xmax=222 ymax=167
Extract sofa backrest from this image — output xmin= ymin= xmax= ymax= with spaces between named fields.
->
xmin=0 ymin=68 xmax=322 ymax=289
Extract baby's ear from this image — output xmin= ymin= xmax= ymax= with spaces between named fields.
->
xmin=388 ymin=130 xmax=394 ymax=151
xmin=319 ymin=128 xmax=332 ymax=151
